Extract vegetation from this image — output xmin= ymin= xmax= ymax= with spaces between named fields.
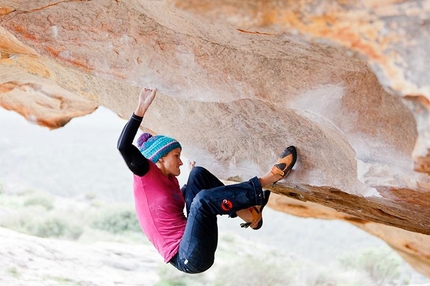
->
xmin=91 ymin=207 xmax=141 ymax=234
xmin=0 ymin=187 xmax=426 ymax=285
xmin=43 ymin=275 xmax=80 ymax=286
xmin=6 ymin=267 xmax=21 ymax=279
xmin=154 ymin=234 xmax=416 ymax=286
xmin=23 ymin=193 xmax=54 ymax=210
xmin=338 ymin=248 xmax=408 ymax=285
xmin=0 ymin=188 xmax=141 ymax=242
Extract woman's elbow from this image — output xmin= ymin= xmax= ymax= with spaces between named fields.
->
xmin=117 ymin=140 xmax=126 ymax=153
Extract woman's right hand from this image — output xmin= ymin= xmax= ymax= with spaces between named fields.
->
xmin=135 ymin=88 xmax=157 ymax=116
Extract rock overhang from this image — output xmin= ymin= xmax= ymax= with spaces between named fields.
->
xmin=1 ymin=0 xmax=430 ymax=277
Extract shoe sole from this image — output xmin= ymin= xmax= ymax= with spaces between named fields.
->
xmin=272 ymin=146 xmax=297 ymax=181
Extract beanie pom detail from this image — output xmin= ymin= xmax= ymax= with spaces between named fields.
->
xmin=137 ymin=133 xmax=152 ymax=148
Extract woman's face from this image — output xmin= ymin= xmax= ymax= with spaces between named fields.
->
xmin=159 ymin=148 xmax=183 ymax=176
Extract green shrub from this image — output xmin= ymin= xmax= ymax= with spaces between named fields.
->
xmin=338 ymin=248 xmax=401 ymax=284
xmin=24 ymin=194 xmax=54 ymax=210
xmin=35 ymin=218 xmax=65 ymax=237
xmin=44 ymin=275 xmax=79 ymax=285
xmin=85 ymin=193 xmax=97 ymax=201
xmin=214 ymin=255 xmax=296 ymax=286
xmin=91 ymin=207 xmax=141 ymax=234
xmin=25 ymin=217 xmax=83 ymax=240
xmin=6 ymin=267 xmax=21 ymax=278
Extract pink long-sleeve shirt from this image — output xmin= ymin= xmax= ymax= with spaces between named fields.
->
xmin=133 ymin=161 xmax=187 ymax=262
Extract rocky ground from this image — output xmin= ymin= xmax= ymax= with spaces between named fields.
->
xmin=0 ymin=227 xmax=160 ymax=286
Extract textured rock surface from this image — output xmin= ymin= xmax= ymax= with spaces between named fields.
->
xmin=0 ymin=227 xmax=161 ymax=286
xmin=1 ymin=0 xmax=430 ymax=277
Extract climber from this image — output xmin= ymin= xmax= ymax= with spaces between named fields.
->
xmin=117 ymin=87 xmax=297 ymax=274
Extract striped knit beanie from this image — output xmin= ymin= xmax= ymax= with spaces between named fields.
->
xmin=137 ymin=133 xmax=182 ymax=163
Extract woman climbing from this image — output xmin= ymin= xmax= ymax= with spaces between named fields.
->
xmin=117 ymin=87 xmax=297 ymax=274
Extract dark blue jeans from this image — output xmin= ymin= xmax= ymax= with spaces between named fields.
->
xmin=169 ymin=166 xmax=264 ymax=274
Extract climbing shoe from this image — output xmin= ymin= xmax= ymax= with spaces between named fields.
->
xmin=240 ymin=190 xmax=271 ymax=230
xmin=271 ymin=146 xmax=297 ymax=182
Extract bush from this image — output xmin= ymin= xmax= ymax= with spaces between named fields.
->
xmin=214 ymin=254 xmax=297 ymax=286
xmin=33 ymin=217 xmax=65 ymax=237
xmin=24 ymin=217 xmax=83 ymax=240
xmin=6 ymin=267 xmax=21 ymax=278
xmin=338 ymin=248 xmax=402 ymax=285
xmin=91 ymin=207 xmax=141 ymax=234
xmin=24 ymin=194 xmax=54 ymax=210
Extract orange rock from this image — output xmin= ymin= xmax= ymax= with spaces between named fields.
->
xmin=1 ymin=0 xmax=430 ymax=277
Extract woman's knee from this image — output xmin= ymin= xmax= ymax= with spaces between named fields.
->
xmin=187 ymin=166 xmax=216 ymax=190
xmin=195 ymin=260 xmax=214 ymax=273
xmin=188 ymin=166 xmax=223 ymax=190
xmin=184 ymin=258 xmax=214 ymax=274
xmin=189 ymin=166 xmax=209 ymax=179
xmin=171 ymin=255 xmax=214 ymax=274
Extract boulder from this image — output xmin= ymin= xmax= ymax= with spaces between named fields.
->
xmin=1 ymin=0 xmax=429 ymax=277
